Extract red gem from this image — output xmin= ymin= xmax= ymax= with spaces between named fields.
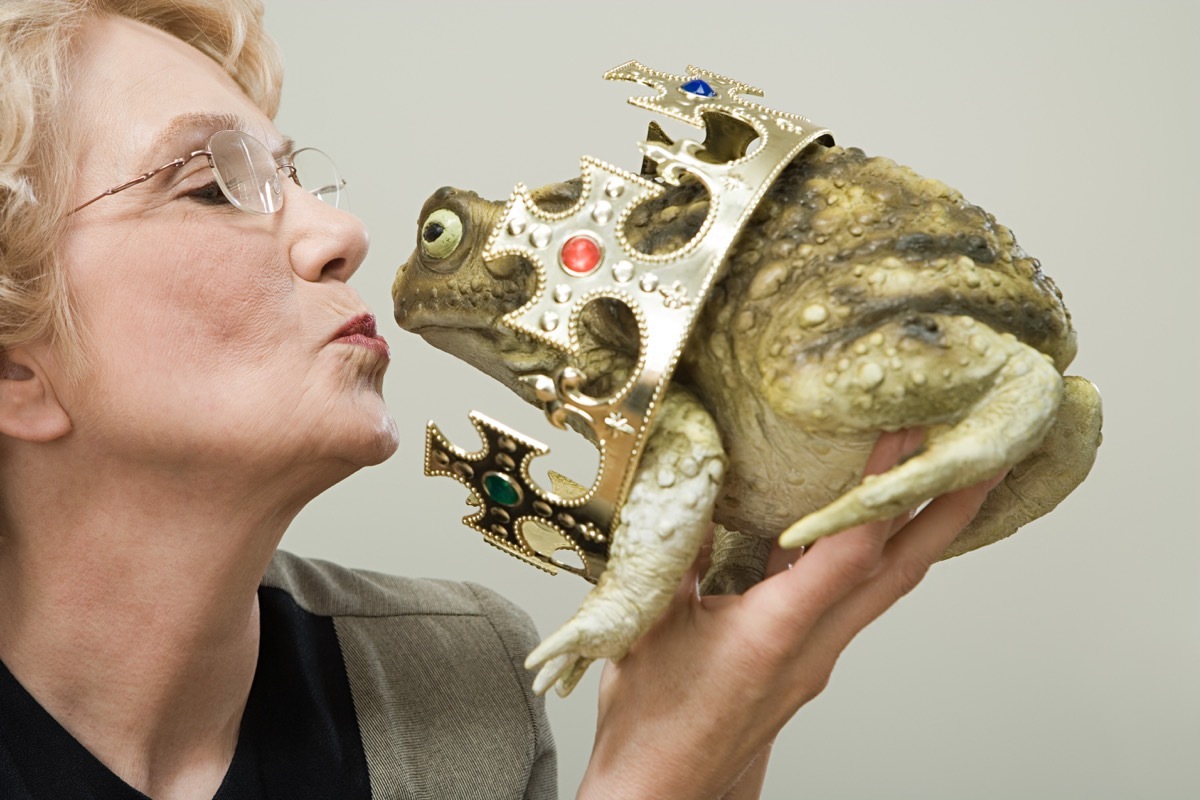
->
xmin=560 ymin=235 xmax=602 ymax=275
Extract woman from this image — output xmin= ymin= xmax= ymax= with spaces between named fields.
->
xmin=0 ymin=1 xmax=1002 ymax=797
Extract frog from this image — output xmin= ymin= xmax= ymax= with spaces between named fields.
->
xmin=392 ymin=136 xmax=1102 ymax=697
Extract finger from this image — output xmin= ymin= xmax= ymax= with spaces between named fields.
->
xmin=900 ymin=427 xmax=926 ymax=459
xmin=747 ymin=514 xmax=893 ymax=634
xmin=873 ymin=429 xmax=936 ymax=542
xmin=855 ymin=427 xmax=926 ymax=539
xmin=879 ymin=475 xmax=998 ymax=591
xmin=880 ymin=428 xmax=927 ymax=535
xmin=862 ymin=429 xmax=911 ymax=477
xmin=804 ymin=472 xmax=1001 ymax=654
xmin=745 ymin=427 xmax=942 ymax=636
xmin=885 ymin=504 xmax=920 ymax=538
xmin=748 ymin=429 xmax=923 ymax=624
xmin=763 ymin=541 xmax=800 ymax=579
xmin=676 ymin=524 xmax=715 ymax=603
xmin=983 ymin=468 xmax=1009 ymax=492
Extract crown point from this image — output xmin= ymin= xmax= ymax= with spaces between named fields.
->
xmin=560 ymin=234 xmax=603 ymax=276
xmin=680 ymin=78 xmax=716 ymax=97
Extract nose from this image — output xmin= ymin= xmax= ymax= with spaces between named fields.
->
xmin=285 ymin=183 xmax=370 ymax=283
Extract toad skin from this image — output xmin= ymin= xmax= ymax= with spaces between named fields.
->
xmin=394 ymin=143 xmax=1102 ymax=695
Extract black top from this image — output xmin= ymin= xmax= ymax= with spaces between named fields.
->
xmin=0 ymin=586 xmax=371 ymax=799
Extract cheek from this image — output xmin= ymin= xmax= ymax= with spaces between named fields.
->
xmin=78 ymin=228 xmax=299 ymax=369
xmin=184 ymin=237 xmax=299 ymax=356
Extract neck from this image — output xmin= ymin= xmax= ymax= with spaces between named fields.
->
xmin=0 ymin=448 xmax=330 ymax=799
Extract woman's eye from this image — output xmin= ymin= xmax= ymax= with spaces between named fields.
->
xmin=420 ymin=208 xmax=464 ymax=259
xmin=186 ymin=182 xmax=230 ymax=205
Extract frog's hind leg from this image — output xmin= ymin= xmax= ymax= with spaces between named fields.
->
xmin=700 ymin=524 xmax=773 ymax=595
xmin=525 ymin=387 xmax=726 ymax=696
xmin=777 ymin=314 xmax=1064 ymax=549
xmin=941 ymin=375 xmax=1101 ymax=558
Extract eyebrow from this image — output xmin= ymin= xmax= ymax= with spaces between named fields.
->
xmin=144 ymin=111 xmax=296 ymax=167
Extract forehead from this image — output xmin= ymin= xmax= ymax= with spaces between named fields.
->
xmin=70 ymin=15 xmax=280 ymax=173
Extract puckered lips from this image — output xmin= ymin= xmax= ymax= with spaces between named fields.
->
xmin=331 ymin=313 xmax=390 ymax=359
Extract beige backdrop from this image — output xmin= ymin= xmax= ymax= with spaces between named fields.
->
xmin=266 ymin=1 xmax=1198 ymax=797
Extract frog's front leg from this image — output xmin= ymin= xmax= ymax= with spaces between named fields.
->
xmin=526 ymin=387 xmax=726 ymax=696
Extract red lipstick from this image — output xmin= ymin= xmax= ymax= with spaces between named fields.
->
xmin=332 ymin=313 xmax=390 ymax=358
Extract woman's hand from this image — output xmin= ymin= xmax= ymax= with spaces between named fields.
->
xmin=577 ymin=429 xmax=1006 ymax=799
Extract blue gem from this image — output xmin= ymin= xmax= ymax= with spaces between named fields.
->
xmin=680 ymin=79 xmax=716 ymax=98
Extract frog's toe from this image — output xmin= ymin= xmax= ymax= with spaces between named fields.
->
xmin=530 ymin=653 xmax=594 ymax=697
xmin=527 ymin=614 xmax=627 ymax=670
xmin=531 ymin=654 xmax=572 ymax=696
xmin=526 ymin=616 xmax=621 ymax=696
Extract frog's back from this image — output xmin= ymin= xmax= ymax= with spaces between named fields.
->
xmin=624 ymin=144 xmax=1087 ymax=537
xmin=697 ymin=145 xmax=1076 ymax=391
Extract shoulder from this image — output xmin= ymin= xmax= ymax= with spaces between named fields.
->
xmin=263 ymin=548 xmax=517 ymax=620
xmin=263 ymin=550 xmax=556 ymax=799
xmin=262 ymin=549 xmax=542 ymax=689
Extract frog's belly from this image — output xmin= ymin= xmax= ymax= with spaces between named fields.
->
xmin=711 ymin=399 xmax=878 ymax=539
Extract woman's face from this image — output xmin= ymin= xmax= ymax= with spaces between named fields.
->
xmin=50 ymin=16 xmax=397 ymax=489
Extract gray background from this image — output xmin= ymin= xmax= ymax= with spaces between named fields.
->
xmin=266 ymin=1 xmax=1198 ymax=797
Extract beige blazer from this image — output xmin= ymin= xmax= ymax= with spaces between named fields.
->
xmin=264 ymin=550 xmax=557 ymax=800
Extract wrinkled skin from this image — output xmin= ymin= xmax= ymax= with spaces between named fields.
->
xmin=393 ymin=143 xmax=1102 ymax=694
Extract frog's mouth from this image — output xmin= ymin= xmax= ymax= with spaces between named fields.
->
xmin=413 ymin=322 xmax=567 ymax=403
xmin=392 ymin=247 xmax=536 ymax=333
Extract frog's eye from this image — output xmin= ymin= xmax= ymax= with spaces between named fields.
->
xmin=420 ymin=208 xmax=464 ymax=260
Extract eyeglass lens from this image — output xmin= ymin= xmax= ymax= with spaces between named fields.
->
xmin=208 ymin=130 xmax=282 ymax=214
xmin=207 ymin=131 xmax=344 ymax=214
xmin=291 ymin=147 xmax=345 ymax=209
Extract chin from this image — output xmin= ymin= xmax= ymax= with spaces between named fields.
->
xmin=364 ymin=415 xmax=401 ymax=466
xmin=346 ymin=408 xmax=401 ymax=468
xmin=307 ymin=397 xmax=401 ymax=475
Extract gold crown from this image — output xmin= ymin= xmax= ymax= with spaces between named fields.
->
xmin=424 ymin=61 xmax=833 ymax=582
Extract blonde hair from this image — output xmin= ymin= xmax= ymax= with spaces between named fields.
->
xmin=0 ymin=0 xmax=283 ymax=366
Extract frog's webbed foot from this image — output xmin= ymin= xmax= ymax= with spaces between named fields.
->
xmin=700 ymin=524 xmax=772 ymax=595
xmin=941 ymin=375 xmax=1101 ymax=558
xmin=525 ymin=388 xmax=726 ymax=696
xmin=779 ymin=315 xmax=1066 ymax=549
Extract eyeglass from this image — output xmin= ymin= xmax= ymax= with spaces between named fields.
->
xmin=70 ymin=129 xmax=346 ymax=215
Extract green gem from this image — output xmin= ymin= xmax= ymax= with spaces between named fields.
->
xmin=483 ymin=472 xmax=521 ymax=506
